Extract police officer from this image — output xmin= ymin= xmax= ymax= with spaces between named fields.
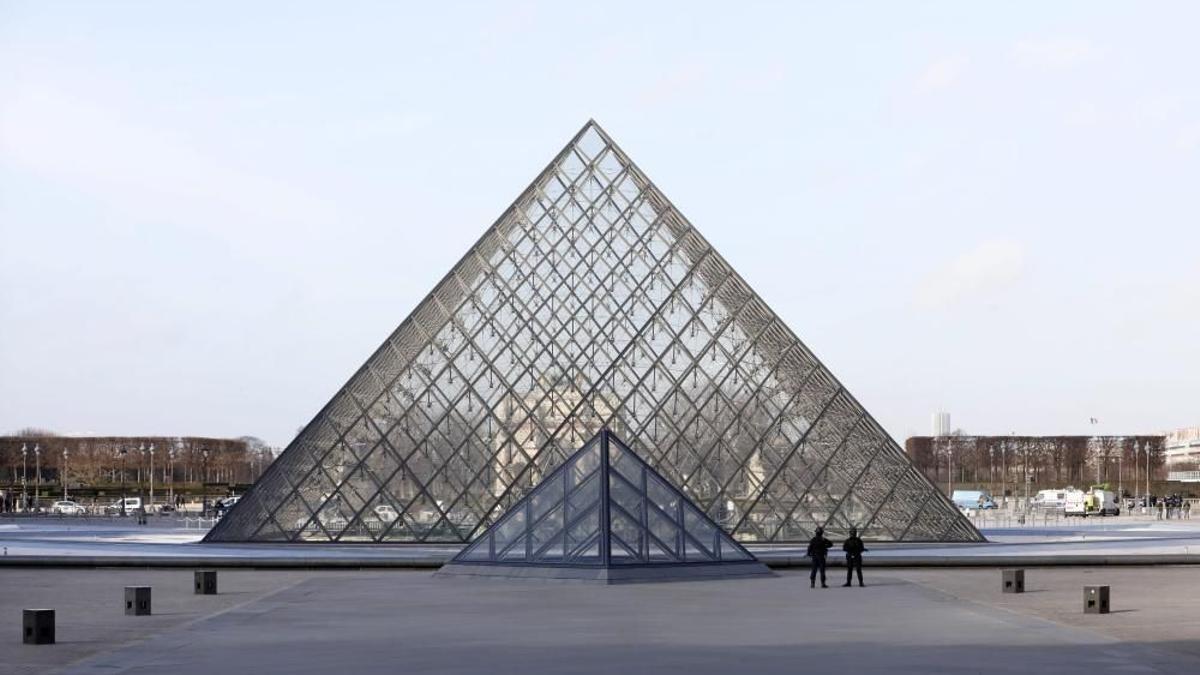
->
xmin=842 ymin=526 xmax=867 ymax=587
xmin=805 ymin=526 xmax=833 ymax=588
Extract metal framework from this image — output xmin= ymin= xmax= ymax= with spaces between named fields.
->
xmin=448 ymin=428 xmax=759 ymax=560
xmin=205 ymin=120 xmax=983 ymax=545
xmin=439 ymin=429 xmax=769 ymax=582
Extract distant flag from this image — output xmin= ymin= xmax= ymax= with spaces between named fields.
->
xmin=1089 ymin=418 xmax=1098 ymax=424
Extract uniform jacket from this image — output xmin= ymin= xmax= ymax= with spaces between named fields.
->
xmin=806 ymin=534 xmax=833 ymax=559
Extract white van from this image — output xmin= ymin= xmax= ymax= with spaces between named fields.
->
xmin=951 ymin=489 xmax=998 ymax=510
xmin=104 ymin=497 xmax=143 ymax=514
xmin=1033 ymin=489 xmax=1067 ymax=509
xmin=1064 ymin=490 xmax=1087 ymax=516
xmin=1090 ymin=489 xmax=1120 ymax=516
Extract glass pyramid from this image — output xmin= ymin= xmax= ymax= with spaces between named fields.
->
xmin=205 ymin=120 xmax=982 ymax=546
xmin=438 ymin=429 xmax=770 ymax=582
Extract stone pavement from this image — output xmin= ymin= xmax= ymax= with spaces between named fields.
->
xmin=1 ymin=568 xmax=317 ymax=675
xmin=891 ymin=566 xmax=1200 ymax=661
xmin=4 ymin=568 xmax=1196 ymax=675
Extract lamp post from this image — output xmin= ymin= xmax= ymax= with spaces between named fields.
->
xmin=1021 ymin=438 xmax=1030 ymax=514
xmin=1117 ymin=440 xmax=1123 ymax=500
xmin=20 ymin=444 xmax=28 ymax=512
xmin=947 ymin=445 xmax=953 ymax=498
xmin=168 ymin=447 xmax=175 ymax=506
xmin=138 ymin=443 xmax=146 ymax=502
xmin=989 ymin=446 xmax=995 ymax=496
xmin=1001 ymin=441 xmax=1007 ymax=502
xmin=62 ymin=448 xmax=69 ymax=501
xmin=1145 ymin=439 xmax=1152 ymax=511
xmin=1134 ymin=441 xmax=1143 ymax=514
xmin=148 ymin=443 xmax=155 ymax=509
xmin=201 ymin=447 xmax=210 ymax=518
xmin=119 ymin=446 xmax=128 ymax=517
xmin=34 ymin=443 xmax=41 ymax=512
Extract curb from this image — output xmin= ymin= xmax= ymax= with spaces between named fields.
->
xmin=2 ymin=553 xmax=1200 ymax=569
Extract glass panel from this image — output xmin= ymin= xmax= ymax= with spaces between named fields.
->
xmin=456 ymin=535 xmax=492 ymax=561
xmin=647 ymin=507 xmax=680 ymax=558
xmin=530 ymin=503 xmax=565 ymax=561
xmin=566 ymin=472 xmax=599 ymax=519
xmin=491 ymin=507 xmax=527 ymax=556
xmin=645 ymin=472 xmax=680 ymax=518
xmin=566 ymin=505 xmax=600 ymax=554
xmin=608 ymin=472 xmax=642 ymax=519
xmin=609 ymin=508 xmax=642 ymax=563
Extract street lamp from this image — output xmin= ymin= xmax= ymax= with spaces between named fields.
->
xmin=62 ymin=448 xmax=69 ymax=501
xmin=1117 ymin=439 xmax=1123 ymax=499
xmin=34 ymin=443 xmax=41 ymax=512
xmin=988 ymin=445 xmax=995 ymax=495
xmin=20 ymin=443 xmax=28 ymax=512
xmin=947 ymin=444 xmax=953 ymax=498
xmin=119 ymin=446 xmax=129 ymax=517
xmin=1020 ymin=438 xmax=1030 ymax=514
xmin=1144 ymin=440 xmax=1152 ymax=511
xmin=1001 ymin=440 xmax=1007 ymax=502
xmin=138 ymin=443 xmax=146 ymax=501
xmin=201 ymin=447 xmax=210 ymax=517
xmin=168 ymin=447 xmax=175 ymax=506
xmin=1134 ymin=441 xmax=1143 ymax=514
xmin=148 ymin=443 xmax=155 ymax=509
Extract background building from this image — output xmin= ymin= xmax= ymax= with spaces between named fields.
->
xmin=1164 ymin=427 xmax=1200 ymax=469
xmin=905 ymin=434 xmax=1166 ymax=496
xmin=931 ymin=412 xmax=951 ymax=437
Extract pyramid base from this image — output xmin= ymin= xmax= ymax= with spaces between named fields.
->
xmin=435 ymin=561 xmax=774 ymax=584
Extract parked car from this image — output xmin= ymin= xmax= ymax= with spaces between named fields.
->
xmin=213 ymin=496 xmax=241 ymax=516
xmin=294 ymin=512 xmax=349 ymax=533
xmin=372 ymin=504 xmax=400 ymax=523
xmin=104 ymin=497 xmax=143 ymax=515
xmin=951 ymin=489 xmax=998 ymax=510
xmin=50 ymin=500 xmax=87 ymax=515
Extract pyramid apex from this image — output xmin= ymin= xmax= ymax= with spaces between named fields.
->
xmin=579 ymin=118 xmax=606 ymax=135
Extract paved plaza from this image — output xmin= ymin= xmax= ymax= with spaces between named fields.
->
xmin=3 ymin=566 xmax=1199 ymax=674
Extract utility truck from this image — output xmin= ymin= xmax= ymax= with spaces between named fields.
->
xmin=1064 ymin=488 xmax=1120 ymax=517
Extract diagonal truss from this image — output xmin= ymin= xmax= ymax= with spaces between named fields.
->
xmin=205 ymin=120 xmax=983 ymax=545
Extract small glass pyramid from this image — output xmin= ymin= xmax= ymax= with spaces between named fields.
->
xmin=438 ymin=428 xmax=773 ymax=583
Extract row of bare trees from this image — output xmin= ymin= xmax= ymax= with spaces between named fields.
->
xmin=0 ymin=434 xmax=275 ymax=488
xmin=906 ymin=435 xmax=1166 ymax=494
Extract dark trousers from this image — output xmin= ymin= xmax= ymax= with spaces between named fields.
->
xmin=809 ymin=557 xmax=827 ymax=585
xmin=846 ymin=555 xmax=864 ymax=586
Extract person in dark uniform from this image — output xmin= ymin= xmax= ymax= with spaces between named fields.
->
xmin=805 ymin=526 xmax=833 ymax=588
xmin=842 ymin=526 xmax=867 ymax=587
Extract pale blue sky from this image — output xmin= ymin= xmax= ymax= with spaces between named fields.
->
xmin=1 ymin=1 xmax=1197 ymax=447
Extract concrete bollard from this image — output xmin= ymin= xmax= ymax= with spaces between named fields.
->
xmin=1083 ymin=585 xmax=1110 ymax=614
xmin=23 ymin=609 xmax=55 ymax=644
xmin=194 ymin=570 xmax=218 ymax=595
xmin=1002 ymin=569 xmax=1025 ymax=593
xmin=124 ymin=587 xmax=152 ymax=616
